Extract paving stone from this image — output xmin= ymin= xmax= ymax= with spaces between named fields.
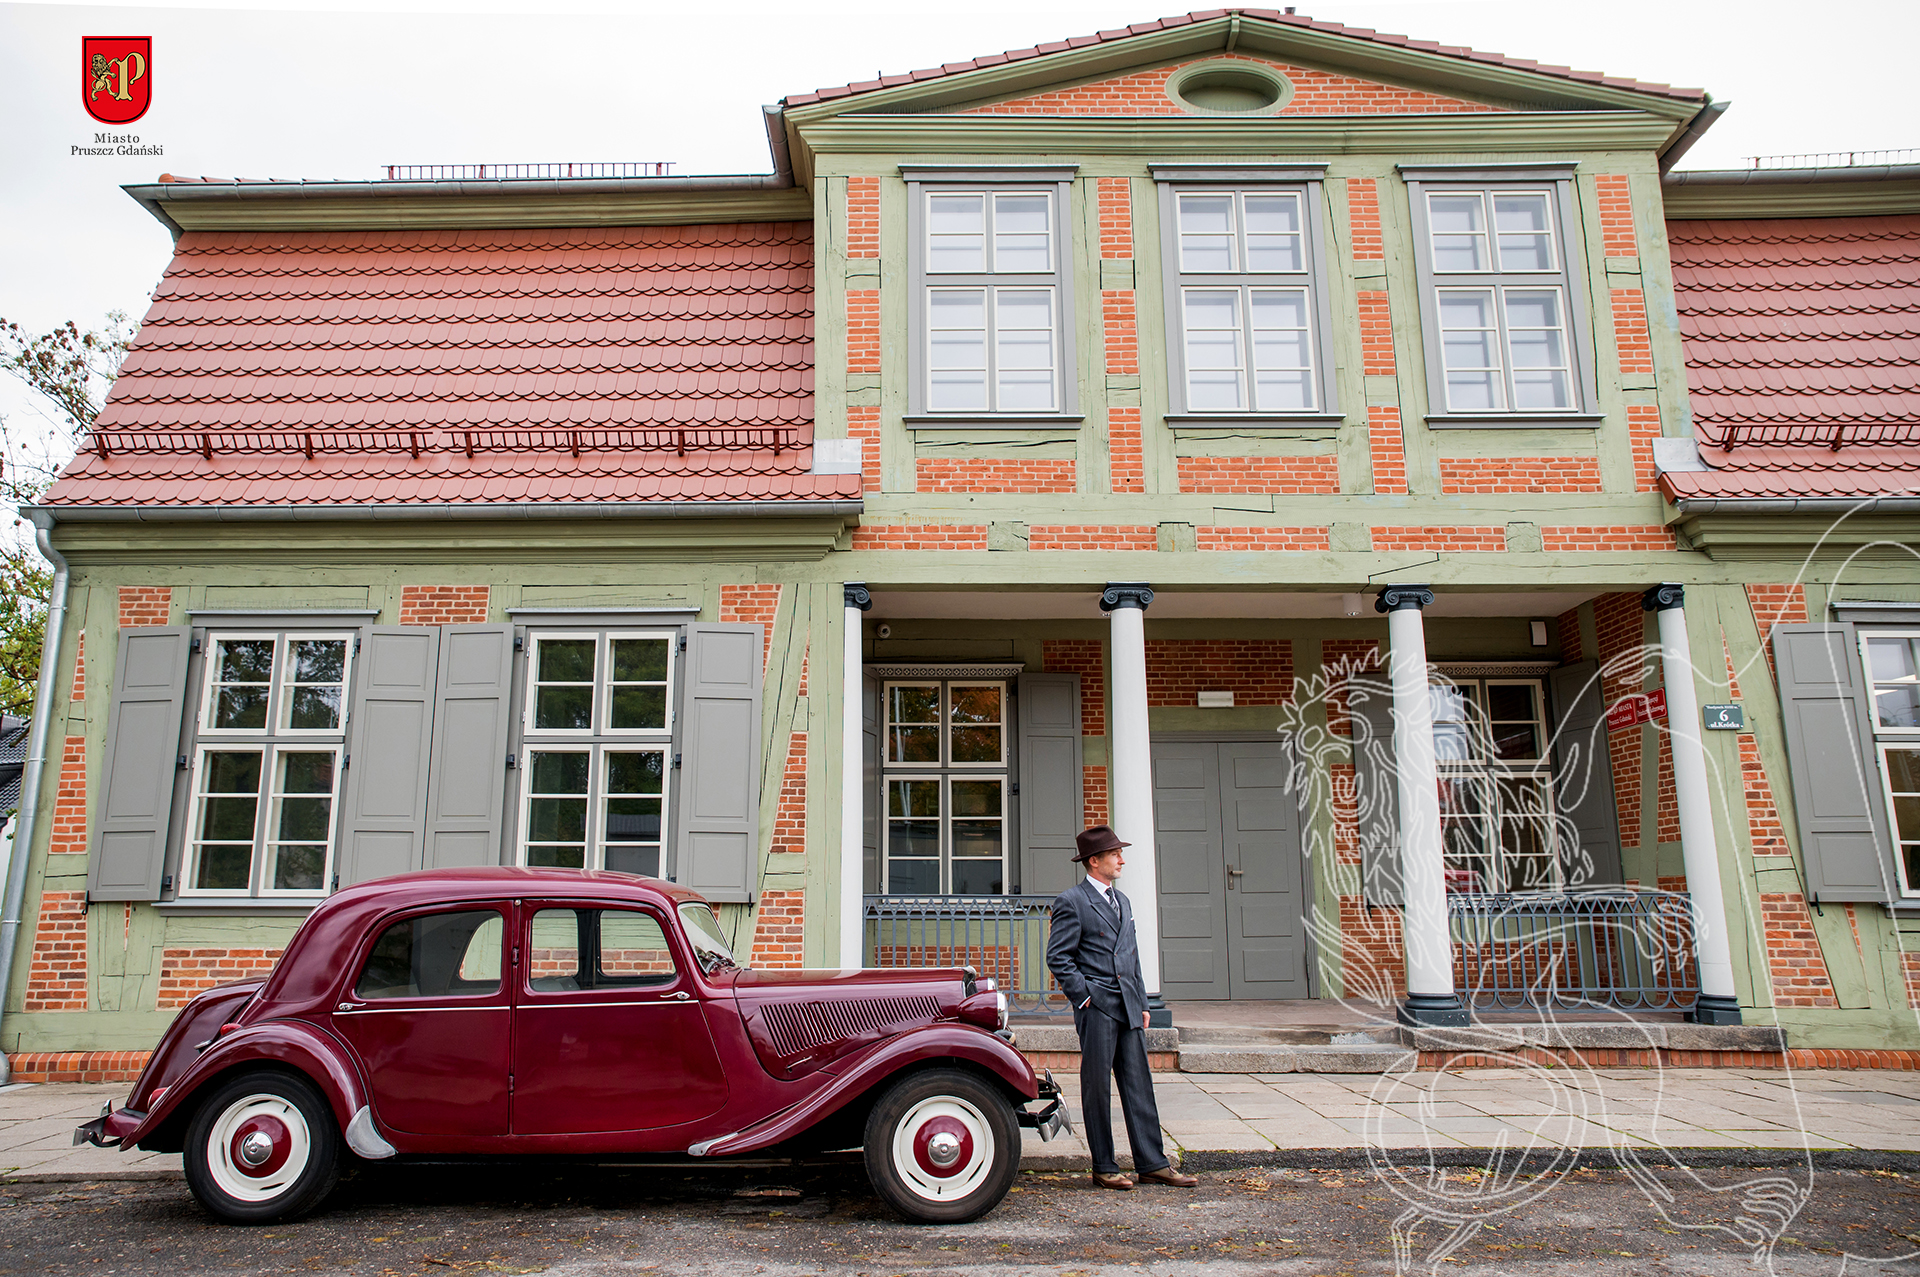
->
xmin=1178 ymin=1045 xmax=1297 ymax=1073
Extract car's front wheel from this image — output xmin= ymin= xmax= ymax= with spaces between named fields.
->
xmin=863 ymin=1067 xmax=1020 ymax=1224
xmin=183 ymin=1070 xmax=341 ymax=1224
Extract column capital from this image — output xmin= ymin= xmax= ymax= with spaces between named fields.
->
xmin=1100 ymin=582 xmax=1155 ymax=612
xmin=1642 ymin=582 xmax=1685 ymax=613
xmin=1374 ymin=583 xmax=1435 ymax=613
xmin=843 ymin=582 xmax=874 ymax=612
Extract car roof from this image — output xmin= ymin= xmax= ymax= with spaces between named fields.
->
xmin=326 ymin=866 xmax=706 ymax=912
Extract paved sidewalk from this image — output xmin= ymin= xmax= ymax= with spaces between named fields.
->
xmin=6 ymin=1068 xmax=1917 ymax=1182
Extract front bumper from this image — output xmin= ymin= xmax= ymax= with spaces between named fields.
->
xmin=73 ymin=1104 xmax=144 ymax=1149
xmin=1015 ymin=1069 xmax=1073 ymax=1143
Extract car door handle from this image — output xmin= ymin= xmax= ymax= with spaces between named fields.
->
xmin=657 ymin=991 xmax=691 ymax=1001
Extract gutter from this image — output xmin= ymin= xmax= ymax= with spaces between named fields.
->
xmin=1657 ymin=96 xmax=1728 ymax=174
xmin=1671 ymin=496 xmax=1920 ymax=514
xmin=22 ymin=500 xmax=864 ymax=524
xmin=0 ymin=513 xmax=72 ymax=1083
xmin=1663 ymin=162 xmax=1920 ymax=187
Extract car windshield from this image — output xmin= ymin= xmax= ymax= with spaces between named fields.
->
xmin=678 ymin=902 xmax=738 ymax=972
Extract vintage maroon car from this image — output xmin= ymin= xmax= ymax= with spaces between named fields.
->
xmin=76 ymin=868 xmax=1066 ymax=1224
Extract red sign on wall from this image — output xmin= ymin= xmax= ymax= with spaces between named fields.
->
xmin=1605 ymin=687 xmax=1668 ymax=733
xmin=83 ymin=37 xmax=151 ymax=125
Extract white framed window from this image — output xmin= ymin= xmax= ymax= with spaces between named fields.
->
xmin=1155 ymin=172 xmax=1338 ymax=422
xmin=905 ymin=168 xmax=1079 ymax=421
xmin=1403 ymin=167 xmax=1596 ymax=425
xmin=883 ymin=680 xmax=1007 ymax=769
xmin=200 ymin=632 xmax=353 ymax=736
xmin=525 ymin=631 xmax=674 ymax=737
xmin=183 ymin=743 xmax=341 ymax=897
xmin=1431 ymin=677 xmax=1557 ymax=893
xmin=519 ymin=744 xmax=670 ymax=876
xmin=1861 ymin=631 xmax=1920 ymax=896
xmin=880 ymin=678 xmax=1009 ymax=894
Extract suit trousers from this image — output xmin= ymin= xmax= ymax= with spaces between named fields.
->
xmin=1073 ymin=1006 xmax=1169 ymax=1176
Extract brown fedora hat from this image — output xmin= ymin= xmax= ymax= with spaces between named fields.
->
xmin=1073 ymin=825 xmax=1131 ymax=863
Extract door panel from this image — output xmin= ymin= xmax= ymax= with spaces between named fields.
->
xmin=1151 ymin=744 xmax=1228 ymax=998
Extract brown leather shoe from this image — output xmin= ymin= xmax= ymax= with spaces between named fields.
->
xmin=1091 ymin=1172 xmax=1134 ymax=1191
xmin=1136 ymin=1166 xmax=1199 ymax=1187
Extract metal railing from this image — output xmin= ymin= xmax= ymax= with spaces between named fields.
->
xmin=1699 ymin=418 xmax=1920 ymax=452
xmin=1744 ymin=148 xmax=1920 ymax=170
xmin=1449 ymin=889 xmax=1699 ymax=1012
xmin=384 ymin=162 xmax=674 ymax=181
xmin=863 ymin=895 xmax=1068 ymax=1012
xmin=85 ymin=425 xmax=805 ymax=463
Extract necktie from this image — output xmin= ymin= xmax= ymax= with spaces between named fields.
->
xmin=1103 ymin=887 xmax=1124 ymax=927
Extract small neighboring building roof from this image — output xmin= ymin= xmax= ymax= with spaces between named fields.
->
xmin=0 ymin=717 xmax=28 ymax=818
xmin=1663 ymin=199 xmax=1920 ymax=504
xmin=41 ymin=221 xmax=856 ymax=512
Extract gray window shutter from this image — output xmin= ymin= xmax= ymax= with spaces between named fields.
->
xmin=424 ymin=625 xmax=514 ymax=869
xmin=1017 ymin=672 xmax=1082 ymax=899
xmin=338 ymin=628 xmax=440 ymax=887
xmin=1548 ymin=660 xmax=1623 ymax=887
xmin=88 ymin=627 xmax=191 ymax=901
xmin=1348 ymin=681 xmax=1403 ymax=906
xmin=863 ymin=673 xmax=880 ymax=894
xmin=677 ymin=623 xmax=762 ymax=904
xmin=1774 ymin=622 xmax=1894 ymax=903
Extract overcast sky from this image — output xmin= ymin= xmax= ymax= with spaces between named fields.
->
xmin=0 ymin=0 xmax=1913 ymax=453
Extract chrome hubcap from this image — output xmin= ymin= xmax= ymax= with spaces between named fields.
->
xmin=926 ymin=1131 xmax=961 ymax=1167
xmin=238 ymin=1131 xmax=274 ymax=1167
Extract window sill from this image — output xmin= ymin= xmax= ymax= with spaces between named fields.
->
xmin=1166 ymin=413 xmax=1346 ymax=429
xmin=1425 ymin=413 xmax=1604 ymax=429
xmin=154 ymin=897 xmax=324 ymax=916
xmin=901 ymin=414 xmax=1085 ymax=427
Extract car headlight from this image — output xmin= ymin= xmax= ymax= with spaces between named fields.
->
xmin=995 ymin=989 xmax=1008 ymax=1031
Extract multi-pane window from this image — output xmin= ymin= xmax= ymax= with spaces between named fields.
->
xmin=916 ymin=185 xmax=1069 ymax=416
xmin=1861 ymin=632 xmax=1920 ymax=896
xmin=1407 ymin=175 xmax=1588 ymax=420
xmin=183 ymin=631 xmax=352 ymax=897
xmin=519 ymin=631 xmax=674 ymax=876
xmin=1430 ymin=678 xmax=1556 ymax=893
xmin=1169 ymin=189 xmax=1325 ymax=414
xmin=882 ymin=680 xmax=1008 ymax=894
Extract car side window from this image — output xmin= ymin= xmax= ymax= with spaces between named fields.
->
xmin=526 ymin=907 xmax=677 ymax=993
xmin=354 ymin=909 xmax=504 ymax=1000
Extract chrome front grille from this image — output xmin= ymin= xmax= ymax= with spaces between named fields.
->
xmin=759 ymin=994 xmax=941 ymax=1057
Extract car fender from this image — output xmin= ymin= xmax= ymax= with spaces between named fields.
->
xmin=691 ymin=1023 xmax=1036 ymax=1158
xmin=122 ymin=1019 xmax=390 ymax=1157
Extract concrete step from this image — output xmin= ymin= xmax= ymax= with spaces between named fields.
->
xmin=1179 ymin=1042 xmax=1416 ymax=1074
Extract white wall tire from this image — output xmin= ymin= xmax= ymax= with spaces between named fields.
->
xmin=864 ymin=1068 xmax=1019 ymax=1224
xmin=184 ymin=1071 xmax=341 ymax=1223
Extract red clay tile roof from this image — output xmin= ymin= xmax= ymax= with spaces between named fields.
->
xmin=44 ymin=222 xmax=850 ymax=509
xmin=1663 ymin=214 xmax=1920 ymax=502
xmin=783 ymin=9 xmax=1705 ymax=108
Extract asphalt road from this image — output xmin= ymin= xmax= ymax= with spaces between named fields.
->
xmin=1 ymin=1159 xmax=1916 ymax=1275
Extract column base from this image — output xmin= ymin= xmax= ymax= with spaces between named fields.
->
xmin=1687 ymin=994 xmax=1744 ymax=1026
xmin=1397 ymin=994 xmax=1470 ymax=1028
xmin=1146 ymin=995 xmax=1172 ymax=1029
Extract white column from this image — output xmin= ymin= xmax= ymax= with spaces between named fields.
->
xmin=839 ymin=583 xmax=872 ymax=969
xmin=1645 ymin=583 xmax=1742 ymax=1024
xmin=1378 ymin=584 xmax=1466 ymax=1026
xmin=1101 ymin=582 xmax=1163 ymax=1013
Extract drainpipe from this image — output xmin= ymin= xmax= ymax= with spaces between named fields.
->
xmin=0 ymin=511 xmax=72 ymax=1081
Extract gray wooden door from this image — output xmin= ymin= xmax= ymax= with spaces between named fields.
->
xmin=1151 ymin=738 xmax=1310 ymax=1001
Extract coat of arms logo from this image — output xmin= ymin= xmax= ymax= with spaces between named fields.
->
xmin=83 ymin=37 xmax=151 ymax=125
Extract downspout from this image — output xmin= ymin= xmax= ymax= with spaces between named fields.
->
xmin=1658 ymin=96 xmax=1728 ymax=175
xmin=0 ymin=510 xmax=71 ymax=1081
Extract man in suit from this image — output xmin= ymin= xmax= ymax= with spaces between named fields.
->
xmin=1046 ymin=825 xmax=1199 ymax=1191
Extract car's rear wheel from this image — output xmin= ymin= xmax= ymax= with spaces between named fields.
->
xmin=183 ymin=1070 xmax=341 ymax=1224
xmin=863 ymin=1067 xmax=1019 ymax=1224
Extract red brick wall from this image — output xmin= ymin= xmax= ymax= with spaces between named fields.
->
xmin=1626 ymin=404 xmax=1661 ymax=492
xmin=1612 ymin=289 xmax=1652 ymax=374
xmin=397 ymin=585 xmax=489 ymax=626
xmin=1197 ymin=526 xmax=1331 ymax=552
xmin=748 ymin=889 xmax=805 ymax=969
xmin=48 ymin=736 xmax=88 ymax=855
xmin=1595 ymin=175 xmax=1637 ymax=256
xmin=849 ymin=524 xmax=989 ymax=551
xmin=846 ymin=175 xmax=879 ymax=258
xmin=1368 ymin=406 xmax=1408 ymax=495
xmin=1028 ymin=525 xmax=1156 ymax=552
xmin=967 ymin=55 xmax=1492 ymax=116
xmin=771 ymin=732 xmax=807 ymax=856
xmin=1098 ymin=176 xmax=1132 ymax=258
xmin=1042 ymin=639 xmax=1104 ymax=735
xmin=1108 ymin=407 xmax=1144 ymax=495
xmin=1322 ymin=638 xmax=1384 ymax=738
xmin=1082 ymin=766 xmax=1109 ymax=828
xmin=1102 ymin=289 xmax=1137 ymax=376
xmin=847 ymin=405 xmax=882 ymax=492
xmin=719 ymin=583 xmax=783 ymax=673
xmin=1357 ymin=290 xmax=1394 ymax=375
xmin=1654 ymin=732 xmax=1679 ymax=843
xmin=1339 ymin=896 xmax=1406 ymax=1003
xmin=1439 ymin=457 xmax=1602 ymax=494
xmin=1556 ymin=606 xmax=1583 ymax=662
xmin=1723 ymin=638 xmax=1744 ymax=701
xmin=846 ymin=289 xmax=879 ymax=374
xmin=158 ymin=947 xmax=284 ymax=1008
xmin=23 ymin=891 xmax=87 ymax=1011
xmin=1595 ymin=592 xmax=1651 ymax=848
xmin=1758 ymin=894 xmax=1840 ymax=1008
xmin=1347 ymin=179 xmax=1383 ymax=259
xmin=917 ymin=458 xmax=1076 ymax=493
xmin=1541 ymin=526 xmax=1678 ymax=552
xmin=1905 ymin=951 xmax=1920 ymax=1009
xmin=1372 ymin=526 xmax=1505 ymax=553
xmin=1741 ymin=736 xmax=1790 ymax=855
xmin=118 ymin=586 xmax=171 ymax=628
xmin=1145 ymin=639 xmax=1292 ymax=707
xmin=1178 ymin=456 xmax=1338 ymax=494
xmin=1331 ymin=762 xmax=1359 ymax=864
xmin=70 ymin=631 xmax=85 ymax=700
xmin=1747 ymin=584 xmax=1810 ymax=652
